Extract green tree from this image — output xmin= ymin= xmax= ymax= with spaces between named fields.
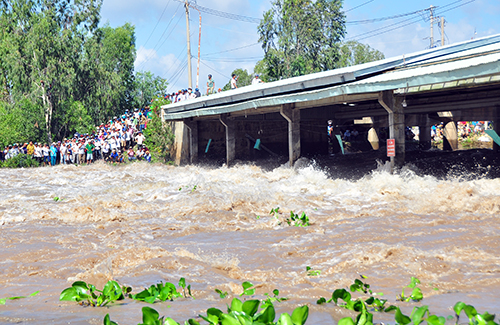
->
xmin=258 ymin=0 xmax=346 ymax=81
xmin=143 ymin=96 xmax=175 ymax=163
xmin=222 ymin=68 xmax=253 ymax=91
xmin=0 ymin=0 xmax=137 ymax=145
xmin=253 ymin=60 xmax=270 ymax=83
xmin=133 ymin=71 xmax=168 ymax=109
xmin=81 ymin=23 xmax=137 ymax=126
xmin=337 ymin=41 xmax=385 ymax=68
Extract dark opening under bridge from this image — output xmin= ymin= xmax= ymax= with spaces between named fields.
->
xmin=162 ymin=34 xmax=500 ymax=168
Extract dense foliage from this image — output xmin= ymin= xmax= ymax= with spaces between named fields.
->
xmin=222 ymin=68 xmax=253 ymax=91
xmin=256 ymin=0 xmax=385 ymax=81
xmin=133 ymin=71 xmax=168 ymax=109
xmin=258 ymin=0 xmax=346 ymax=81
xmin=337 ymin=41 xmax=385 ymax=68
xmin=144 ymin=96 xmax=175 ymax=163
xmin=0 ymin=0 xmax=136 ymax=145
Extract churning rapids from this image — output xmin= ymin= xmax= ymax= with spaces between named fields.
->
xmin=1 ymin=161 xmax=499 ymax=324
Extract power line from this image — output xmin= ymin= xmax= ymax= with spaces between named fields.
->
xmin=199 ymin=59 xmax=232 ymax=80
xmin=344 ymin=0 xmax=375 ymax=13
xmin=170 ymin=63 xmax=188 ymax=89
xmin=164 ymin=44 xmax=188 ymax=79
xmin=177 ymin=0 xmax=261 ymax=24
xmin=346 ymin=9 xmax=423 ymax=25
xmin=202 ymin=42 xmax=260 ymax=57
xmin=142 ymin=0 xmax=172 ymax=48
xmin=201 ymin=56 xmax=263 ymax=63
xmin=347 ymin=12 xmax=424 ymax=41
xmin=168 ymin=57 xmax=189 ymax=89
xmin=347 ymin=0 xmax=475 ymax=42
xmin=136 ymin=3 xmax=183 ymax=71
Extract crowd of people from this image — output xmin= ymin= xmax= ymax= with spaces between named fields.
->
xmin=166 ymin=73 xmax=264 ymax=104
xmin=1 ymin=108 xmax=153 ymax=166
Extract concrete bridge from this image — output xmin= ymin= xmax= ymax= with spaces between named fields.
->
xmin=162 ymin=34 xmax=500 ymax=168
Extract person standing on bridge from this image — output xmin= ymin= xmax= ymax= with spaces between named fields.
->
xmin=231 ymin=74 xmax=238 ymax=89
xmin=207 ymin=74 xmax=215 ymax=95
xmin=252 ymin=74 xmax=264 ymax=85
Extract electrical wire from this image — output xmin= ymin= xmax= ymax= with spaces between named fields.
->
xmin=169 ymin=64 xmax=188 ymax=90
xmin=202 ymin=43 xmax=260 ymax=57
xmin=346 ymin=9 xmax=423 ymax=25
xmin=199 ymin=59 xmax=232 ymax=80
xmin=136 ymin=3 xmax=183 ymax=71
xmin=201 ymin=56 xmax=263 ymax=63
xmin=142 ymin=0 xmax=172 ymax=48
xmin=344 ymin=0 xmax=374 ymax=13
xmin=347 ymin=13 xmax=424 ymax=41
xmin=163 ymin=44 xmax=188 ymax=79
xmin=347 ymin=0 xmax=475 ymax=42
xmin=168 ymin=57 xmax=189 ymax=89
xmin=186 ymin=2 xmax=261 ymax=24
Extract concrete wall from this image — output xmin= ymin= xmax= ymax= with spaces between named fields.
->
xmin=171 ymin=121 xmax=189 ymax=166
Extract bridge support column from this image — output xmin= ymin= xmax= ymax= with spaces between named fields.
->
xmin=219 ymin=114 xmax=235 ymax=167
xmin=172 ymin=121 xmax=189 ymax=166
xmin=418 ymin=114 xmax=432 ymax=150
xmin=184 ymin=119 xmax=198 ymax=164
xmin=443 ymin=121 xmax=458 ymax=151
xmin=378 ymin=91 xmax=405 ymax=170
xmin=367 ymin=127 xmax=379 ymax=150
xmin=494 ymin=107 xmax=500 ymax=153
xmin=280 ymin=103 xmax=300 ymax=167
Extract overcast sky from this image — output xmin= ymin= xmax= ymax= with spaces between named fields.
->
xmin=99 ymin=0 xmax=500 ymax=93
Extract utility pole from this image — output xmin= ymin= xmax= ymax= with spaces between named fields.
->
xmin=429 ymin=5 xmax=435 ymax=48
xmin=184 ymin=1 xmax=193 ymax=89
xmin=441 ymin=17 xmax=445 ymax=46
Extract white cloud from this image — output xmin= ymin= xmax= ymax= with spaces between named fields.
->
xmin=135 ymin=46 xmax=158 ymax=69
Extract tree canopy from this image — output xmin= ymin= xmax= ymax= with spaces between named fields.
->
xmin=337 ymin=41 xmax=385 ymax=68
xmin=0 ymin=0 xmax=137 ymax=145
xmin=133 ymin=71 xmax=168 ymax=109
xmin=222 ymin=68 xmax=253 ymax=91
xmin=258 ymin=0 xmax=346 ymax=81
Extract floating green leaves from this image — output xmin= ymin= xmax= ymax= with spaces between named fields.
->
xmin=240 ymin=281 xmax=256 ymax=296
xmin=59 ymin=280 xmax=129 ymax=307
xmin=399 ymin=277 xmax=423 ymax=302
xmin=306 ymin=266 xmax=321 ymax=276
xmin=0 ymin=291 xmax=39 ymax=305
xmin=453 ymin=301 xmax=498 ymax=325
xmin=285 ymin=211 xmax=310 ymax=227
xmin=130 ymin=282 xmax=182 ymax=304
xmin=215 ymin=288 xmax=228 ymax=299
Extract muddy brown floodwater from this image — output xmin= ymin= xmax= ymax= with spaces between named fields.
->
xmin=1 ymin=161 xmax=499 ymax=324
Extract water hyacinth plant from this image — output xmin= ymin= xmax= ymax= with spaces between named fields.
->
xmin=59 ymin=280 xmax=130 ymax=307
xmin=0 ymin=291 xmax=39 ymax=305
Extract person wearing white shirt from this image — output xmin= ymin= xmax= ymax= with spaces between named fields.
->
xmin=60 ymin=143 xmax=67 ymax=164
xmin=231 ymin=74 xmax=238 ymax=89
xmin=135 ymin=131 xmax=145 ymax=149
xmin=252 ymin=74 xmax=263 ymax=85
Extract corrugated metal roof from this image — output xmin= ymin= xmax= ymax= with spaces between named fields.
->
xmin=163 ymin=33 xmax=500 ymax=120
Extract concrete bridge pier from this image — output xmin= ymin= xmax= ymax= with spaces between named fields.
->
xmin=280 ymin=103 xmax=300 ymax=167
xmin=418 ymin=114 xmax=432 ymax=150
xmin=367 ymin=127 xmax=380 ymax=150
xmin=378 ymin=91 xmax=406 ymax=169
xmin=219 ymin=114 xmax=236 ymax=167
xmin=443 ymin=121 xmax=458 ymax=151
xmin=494 ymin=107 xmax=500 ymax=153
xmin=183 ymin=119 xmax=198 ymax=164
